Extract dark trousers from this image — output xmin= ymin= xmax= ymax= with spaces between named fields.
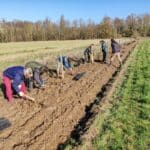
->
xmin=102 ymin=51 xmax=107 ymax=62
xmin=26 ymin=68 xmax=43 ymax=90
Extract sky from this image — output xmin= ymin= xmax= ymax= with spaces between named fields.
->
xmin=0 ymin=0 xmax=149 ymax=23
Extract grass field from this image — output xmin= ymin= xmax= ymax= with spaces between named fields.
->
xmin=91 ymin=41 xmax=150 ymax=150
xmin=0 ymin=40 xmax=100 ymax=72
xmin=0 ymin=39 xmax=133 ymax=72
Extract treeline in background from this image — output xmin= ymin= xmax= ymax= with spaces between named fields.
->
xmin=0 ymin=14 xmax=149 ymax=42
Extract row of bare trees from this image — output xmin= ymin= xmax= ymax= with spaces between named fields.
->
xmin=0 ymin=14 xmax=149 ymax=42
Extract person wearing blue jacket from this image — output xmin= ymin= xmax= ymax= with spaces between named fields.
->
xmin=110 ymin=39 xmax=122 ymax=66
xmin=3 ymin=66 xmax=33 ymax=102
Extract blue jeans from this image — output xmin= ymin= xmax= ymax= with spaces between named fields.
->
xmin=58 ymin=56 xmax=72 ymax=69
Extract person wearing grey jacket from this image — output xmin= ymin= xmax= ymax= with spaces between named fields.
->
xmin=25 ymin=61 xmax=48 ymax=91
xmin=100 ymin=40 xmax=108 ymax=63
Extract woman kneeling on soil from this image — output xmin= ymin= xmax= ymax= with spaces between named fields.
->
xmin=3 ymin=66 xmax=34 ymax=102
xmin=110 ymin=39 xmax=122 ymax=66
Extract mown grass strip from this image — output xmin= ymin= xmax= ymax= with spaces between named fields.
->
xmin=92 ymin=41 xmax=150 ymax=150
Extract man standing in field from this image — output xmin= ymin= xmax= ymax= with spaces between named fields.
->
xmin=84 ymin=44 xmax=94 ymax=63
xmin=3 ymin=66 xmax=34 ymax=102
xmin=100 ymin=40 xmax=108 ymax=63
xmin=110 ymin=39 xmax=122 ymax=66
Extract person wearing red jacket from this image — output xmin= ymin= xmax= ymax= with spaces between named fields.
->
xmin=3 ymin=66 xmax=33 ymax=102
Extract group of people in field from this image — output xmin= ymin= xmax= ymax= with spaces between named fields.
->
xmin=2 ymin=38 xmax=122 ymax=102
xmin=84 ymin=39 xmax=122 ymax=65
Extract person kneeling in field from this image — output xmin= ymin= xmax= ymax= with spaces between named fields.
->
xmin=3 ymin=66 xmax=34 ymax=102
xmin=83 ymin=44 xmax=94 ymax=63
xmin=57 ymin=55 xmax=73 ymax=79
xmin=25 ymin=61 xmax=49 ymax=91
xmin=100 ymin=40 xmax=108 ymax=64
xmin=110 ymin=39 xmax=122 ymax=66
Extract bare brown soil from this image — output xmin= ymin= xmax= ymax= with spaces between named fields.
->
xmin=0 ymin=42 xmax=136 ymax=150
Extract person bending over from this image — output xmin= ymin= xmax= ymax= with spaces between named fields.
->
xmin=3 ymin=66 xmax=33 ymax=102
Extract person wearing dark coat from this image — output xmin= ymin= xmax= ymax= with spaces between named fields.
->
xmin=110 ymin=39 xmax=122 ymax=66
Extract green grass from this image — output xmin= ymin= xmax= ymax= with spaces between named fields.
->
xmin=92 ymin=41 xmax=150 ymax=150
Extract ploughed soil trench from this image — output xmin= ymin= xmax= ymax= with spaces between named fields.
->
xmin=0 ymin=41 xmax=136 ymax=150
